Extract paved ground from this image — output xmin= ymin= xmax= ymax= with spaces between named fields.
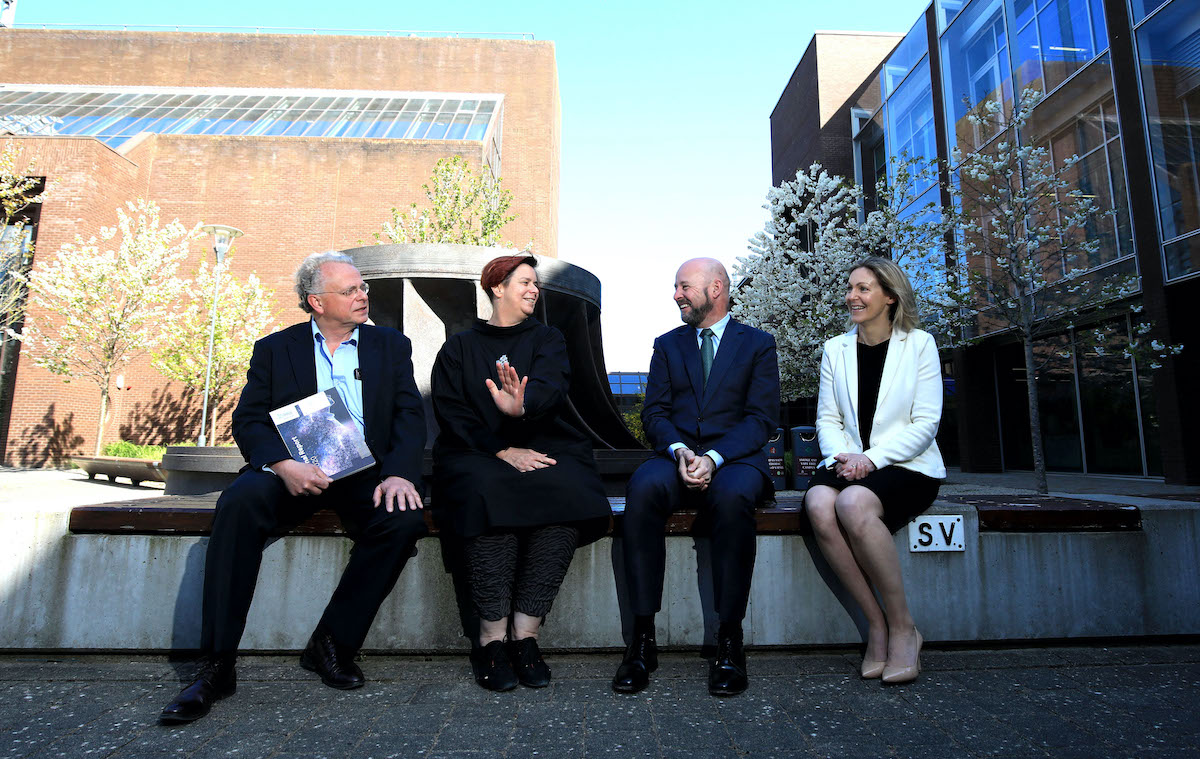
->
xmin=0 ymin=467 xmax=165 ymax=512
xmin=3 ymin=468 xmax=1198 ymax=757
xmin=3 ymin=644 xmax=1199 ymax=758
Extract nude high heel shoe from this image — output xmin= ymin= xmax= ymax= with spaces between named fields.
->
xmin=882 ymin=627 xmax=922 ymax=684
xmin=860 ymin=658 xmax=886 ymax=679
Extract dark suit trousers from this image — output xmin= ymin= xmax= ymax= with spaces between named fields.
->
xmin=200 ymin=468 xmax=427 ymax=655
xmin=622 ymin=458 xmax=765 ymax=624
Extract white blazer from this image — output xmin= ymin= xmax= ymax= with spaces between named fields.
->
xmin=815 ymin=326 xmax=946 ymax=479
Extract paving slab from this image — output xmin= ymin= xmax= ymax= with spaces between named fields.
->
xmin=3 ymin=644 xmax=1199 ymax=758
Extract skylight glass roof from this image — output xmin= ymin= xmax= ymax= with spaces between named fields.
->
xmin=0 ymin=85 xmax=503 ymax=148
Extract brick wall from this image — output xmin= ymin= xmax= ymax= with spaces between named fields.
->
xmin=770 ymin=32 xmax=900 ymax=186
xmin=0 ymin=30 xmax=561 ymax=463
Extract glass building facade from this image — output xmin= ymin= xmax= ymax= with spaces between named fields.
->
xmin=0 ymin=85 xmax=505 ymax=173
xmin=848 ymin=0 xmax=1200 ymax=476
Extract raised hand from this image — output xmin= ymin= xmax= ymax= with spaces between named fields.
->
xmin=485 ymin=360 xmax=527 ymax=417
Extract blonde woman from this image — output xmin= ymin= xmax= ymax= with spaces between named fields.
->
xmin=804 ymin=256 xmax=946 ymax=684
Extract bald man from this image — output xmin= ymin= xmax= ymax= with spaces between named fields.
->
xmin=613 ymin=258 xmax=780 ymax=696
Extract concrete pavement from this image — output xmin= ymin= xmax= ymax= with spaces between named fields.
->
xmin=3 ymin=644 xmax=1199 ymax=758
xmin=3 ymin=467 xmax=1199 ymax=757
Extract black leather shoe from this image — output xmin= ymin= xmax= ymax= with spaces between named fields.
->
xmin=300 ymin=630 xmax=365 ymax=690
xmin=159 ymin=654 xmax=236 ymax=724
xmin=472 ymin=640 xmax=519 ymax=692
xmin=509 ymin=637 xmax=551 ymax=688
xmin=708 ymin=629 xmax=748 ymax=696
xmin=612 ymin=630 xmax=658 ymax=694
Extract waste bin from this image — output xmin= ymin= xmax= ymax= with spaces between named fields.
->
xmin=762 ymin=427 xmax=787 ymax=490
xmin=791 ymin=425 xmax=820 ymax=487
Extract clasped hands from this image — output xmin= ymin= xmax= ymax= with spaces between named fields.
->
xmin=271 ymin=459 xmax=422 ymax=512
xmin=487 ymin=359 xmax=557 ymax=473
xmin=833 ymin=452 xmax=876 ymax=481
xmin=675 ymin=448 xmax=714 ymax=490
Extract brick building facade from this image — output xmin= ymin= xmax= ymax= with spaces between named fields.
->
xmin=0 ymin=29 xmax=561 ymax=463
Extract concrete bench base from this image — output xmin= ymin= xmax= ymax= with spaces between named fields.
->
xmin=2 ymin=498 xmax=1198 ymax=651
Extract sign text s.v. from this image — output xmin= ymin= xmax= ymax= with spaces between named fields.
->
xmin=908 ymin=515 xmax=965 ymax=552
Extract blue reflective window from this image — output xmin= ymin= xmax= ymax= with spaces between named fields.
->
xmin=446 ymin=114 xmax=471 ymax=140
xmin=424 ymin=113 xmax=453 ymax=140
xmin=937 ymin=0 xmax=967 ymax=31
xmin=1012 ymin=0 xmax=1108 ymax=95
xmin=941 ymin=0 xmax=1011 ymax=157
xmin=366 ymin=111 xmax=399 ymax=138
xmin=0 ymin=87 xmax=499 ymax=147
xmin=883 ymin=15 xmax=929 ymax=98
xmin=1130 ymin=0 xmax=1170 ymax=24
xmin=1135 ymin=0 xmax=1200 ymax=279
xmin=466 ymin=113 xmax=489 ymax=140
xmin=886 ymin=58 xmax=937 ymax=198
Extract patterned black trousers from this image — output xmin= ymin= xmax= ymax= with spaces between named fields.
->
xmin=463 ymin=525 xmax=580 ymax=621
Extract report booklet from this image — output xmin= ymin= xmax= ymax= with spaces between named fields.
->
xmin=268 ymin=387 xmax=375 ymax=480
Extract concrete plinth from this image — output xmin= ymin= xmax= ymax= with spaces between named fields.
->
xmin=3 ymin=500 xmax=1199 ymax=651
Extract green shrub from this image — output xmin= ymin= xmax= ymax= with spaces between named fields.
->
xmin=622 ymin=394 xmax=648 ymax=448
xmin=101 ymin=441 xmax=167 ymax=460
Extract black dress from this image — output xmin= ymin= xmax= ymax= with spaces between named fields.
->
xmin=808 ymin=339 xmax=940 ymax=533
xmin=431 ymin=318 xmax=611 ymax=540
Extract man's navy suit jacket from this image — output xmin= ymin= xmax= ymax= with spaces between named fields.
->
xmin=230 ymin=321 xmax=426 ymax=486
xmin=641 ymin=318 xmax=780 ymax=483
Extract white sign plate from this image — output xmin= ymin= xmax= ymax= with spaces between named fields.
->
xmin=908 ymin=515 xmax=965 ymax=552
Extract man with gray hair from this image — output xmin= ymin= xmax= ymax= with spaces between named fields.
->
xmin=161 ymin=251 xmax=427 ymax=724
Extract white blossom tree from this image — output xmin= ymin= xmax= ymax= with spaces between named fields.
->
xmin=947 ymin=88 xmax=1179 ymax=493
xmin=734 ymin=161 xmax=958 ymax=401
xmin=11 ymin=198 xmax=198 ymax=455
xmin=374 ymin=155 xmax=519 ymax=247
xmin=734 ymin=164 xmax=866 ymax=400
xmin=152 ymin=254 xmax=277 ymax=444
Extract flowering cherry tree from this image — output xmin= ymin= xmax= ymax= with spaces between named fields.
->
xmin=733 ymin=164 xmax=865 ymax=400
xmin=11 ymin=198 xmax=198 ymax=455
xmin=374 ymin=156 xmax=518 ymax=247
xmin=947 ymin=88 xmax=1180 ymax=493
xmin=734 ymin=161 xmax=956 ymax=401
xmin=152 ymin=253 xmax=277 ymax=444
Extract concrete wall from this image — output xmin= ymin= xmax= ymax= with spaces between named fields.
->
xmin=3 ymin=500 xmax=1198 ymax=651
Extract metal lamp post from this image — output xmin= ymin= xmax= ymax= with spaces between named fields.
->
xmin=197 ymin=224 xmax=243 ymax=446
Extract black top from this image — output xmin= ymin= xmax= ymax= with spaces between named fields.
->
xmin=857 ymin=339 xmax=889 ymax=450
xmin=430 ymin=318 xmax=610 ymax=538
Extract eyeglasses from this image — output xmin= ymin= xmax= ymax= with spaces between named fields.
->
xmin=313 ymin=282 xmax=370 ymax=297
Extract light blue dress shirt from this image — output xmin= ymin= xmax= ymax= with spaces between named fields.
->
xmin=312 ymin=319 xmax=365 ymax=435
xmin=669 ymin=312 xmax=732 ymax=468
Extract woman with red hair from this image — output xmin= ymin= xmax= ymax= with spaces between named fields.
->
xmin=431 ymin=254 xmax=610 ymax=691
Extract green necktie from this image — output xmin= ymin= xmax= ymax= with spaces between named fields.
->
xmin=700 ymin=328 xmax=715 ymax=386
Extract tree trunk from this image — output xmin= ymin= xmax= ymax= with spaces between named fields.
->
xmin=94 ymin=388 xmax=109 ymax=457
xmin=1022 ymin=335 xmax=1049 ymax=494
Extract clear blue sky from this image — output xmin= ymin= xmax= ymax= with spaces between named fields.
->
xmin=16 ymin=0 xmax=931 ymax=370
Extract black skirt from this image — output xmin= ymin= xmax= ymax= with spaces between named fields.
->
xmin=432 ymin=449 xmax=611 ymax=543
xmin=807 ymin=464 xmax=941 ymax=533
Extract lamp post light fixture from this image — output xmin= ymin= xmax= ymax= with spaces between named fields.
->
xmin=197 ymin=224 xmax=243 ymax=446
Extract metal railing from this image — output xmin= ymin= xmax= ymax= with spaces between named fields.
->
xmin=10 ymin=23 xmax=535 ymax=39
